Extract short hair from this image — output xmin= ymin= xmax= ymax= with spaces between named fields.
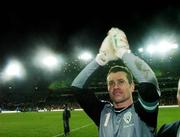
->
xmin=107 ymin=65 xmax=133 ymax=84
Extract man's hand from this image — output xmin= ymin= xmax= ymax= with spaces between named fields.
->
xmin=96 ymin=35 xmax=118 ymax=66
xmin=108 ymin=28 xmax=130 ymax=58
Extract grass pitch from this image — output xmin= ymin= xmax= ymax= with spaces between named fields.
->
xmin=0 ymin=107 xmax=179 ymax=137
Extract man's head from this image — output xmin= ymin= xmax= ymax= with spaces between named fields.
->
xmin=64 ymin=104 xmax=68 ymax=109
xmin=107 ymin=65 xmax=134 ymax=108
xmin=177 ymin=79 xmax=180 ymax=107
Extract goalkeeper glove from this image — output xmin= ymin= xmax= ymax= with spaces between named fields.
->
xmin=95 ymin=35 xmax=118 ymax=66
xmin=108 ymin=28 xmax=131 ymax=58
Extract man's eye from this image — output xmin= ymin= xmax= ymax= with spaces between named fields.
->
xmin=108 ymin=81 xmax=114 ymax=85
xmin=117 ymin=80 xmax=125 ymax=84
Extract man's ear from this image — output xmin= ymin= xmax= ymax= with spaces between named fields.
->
xmin=131 ymin=82 xmax=135 ymax=92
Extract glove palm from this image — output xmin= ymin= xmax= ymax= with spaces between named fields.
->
xmin=108 ymin=28 xmax=130 ymax=58
xmin=96 ymin=35 xmax=118 ymax=66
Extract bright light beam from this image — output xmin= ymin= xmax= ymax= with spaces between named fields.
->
xmin=78 ymin=51 xmax=93 ymax=61
xmin=2 ymin=59 xmax=26 ymax=81
xmin=157 ymin=40 xmax=177 ymax=53
xmin=145 ymin=40 xmax=178 ymax=55
xmin=138 ymin=48 xmax=144 ymax=53
xmin=146 ymin=44 xmax=156 ymax=54
xmin=33 ymin=47 xmax=63 ymax=72
xmin=42 ymin=55 xmax=58 ymax=69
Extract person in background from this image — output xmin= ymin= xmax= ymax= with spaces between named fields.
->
xmin=71 ymin=27 xmax=160 ymax=137
xmin=63 ymin=104 xmax=71 ymax=136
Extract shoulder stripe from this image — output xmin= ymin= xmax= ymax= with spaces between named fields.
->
xmin=138 ymin=97 xmax=159 ymax=112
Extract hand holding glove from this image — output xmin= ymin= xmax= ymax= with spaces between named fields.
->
xmin=96 ymin=35 xmax=118 ymax=66
xmin=108 ymin=28 xmax=131 ymax=58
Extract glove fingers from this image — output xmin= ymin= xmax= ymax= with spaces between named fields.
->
xmin=108 ymin=28 xmax=129 ymax=49
xmin=99 ymin=35 xmax=118 ymax=60
xmin=107 ymin=27 xmax=130 ymax=58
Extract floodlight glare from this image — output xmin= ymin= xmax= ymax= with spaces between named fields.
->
xmin=138 ymin=48 xmax=144 ymax=53
xmin=171 ymin=43 xmax=178 ymax=49
xmin=78 ymin=51 xmax=93 ymax=61
xmin=146 ymin=45 xmax=155 ymax=54
xmin=157 ymin=41 xmax=173 ymax=53
xmin=42 ymin=55 xmax=58 ymax=68
xmin=2 ymin=59 xmax=26 ymax=81
xmin=33 ymin=47 xmax=63 ymax=71
xmin=145 ymin=39 xmax=178 ymax=55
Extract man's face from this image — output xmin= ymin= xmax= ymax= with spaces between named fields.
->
xmin=107 ymin=71 xmax=134 ymax=105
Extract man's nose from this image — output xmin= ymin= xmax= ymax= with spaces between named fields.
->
xmin=113 ymin=81 xmax=120 ymax=88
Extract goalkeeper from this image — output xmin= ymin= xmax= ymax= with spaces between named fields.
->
xmin=71 ymin=28 xmax=160 ymax=137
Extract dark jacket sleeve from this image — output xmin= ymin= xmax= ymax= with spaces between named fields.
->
xmin=122 ymin=52 xmax=160 ymax=129
xmin=71 ymin=59 xmax=105 ymax=126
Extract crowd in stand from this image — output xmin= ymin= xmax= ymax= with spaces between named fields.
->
xmin=0 ymin=91 xmax=178 ymax=112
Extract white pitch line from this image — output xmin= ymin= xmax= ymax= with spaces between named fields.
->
xmin=52 ymin=123 xmax=93 ymax=137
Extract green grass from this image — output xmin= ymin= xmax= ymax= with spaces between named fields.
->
xmin=0 ymin=107 xmax=179 ymax=137
xmin=158 ymin=107 xmax=180 ymax=129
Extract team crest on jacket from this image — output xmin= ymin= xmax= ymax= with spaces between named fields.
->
xmin=123 ymin=112 xmax=132 ymax=124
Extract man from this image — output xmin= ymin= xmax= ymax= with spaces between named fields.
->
xmin=157 ymin=79 xmax=180 ymax=137
xmin=63 ymin=104 xmax=71 ymax=136
xmin=71 ymin=28 xmax=160 ymax=137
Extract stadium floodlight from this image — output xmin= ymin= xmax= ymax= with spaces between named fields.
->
xmin=42 ymin=55 xmax=58 ymax=69
xmin=157 ymin=40 xmax=178 ymax=53
xmin=78 ymin=51 xmax=93 ymax=61
xmin=146 ymin=44 xmax=156 ymax=54
xmin=138 ymin=48 xmax=144 ymax=53
xmin=32 ymin=47 xmax=63 ymax=72
xmin=2 ymin=59 xmax=26 ymax=81
xmin=144 ymin=39 xmax=178 ymax=55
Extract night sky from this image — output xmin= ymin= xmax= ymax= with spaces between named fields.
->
xmin=0 ymin=3 xmax=179 ymax=54
xmin=0 ymin=3 xmax=179 ymax=55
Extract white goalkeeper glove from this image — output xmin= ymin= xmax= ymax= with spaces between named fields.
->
xmin=108 ymin=28 xmax=131 ymax=58
xmin=95 ymin=35 xmax=118 ymax=66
